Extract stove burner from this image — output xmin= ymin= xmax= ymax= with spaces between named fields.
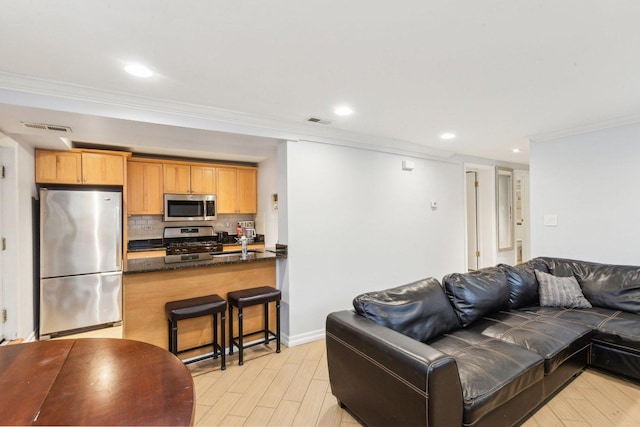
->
xmin=163 ymin=226 xmax=222 ymax=255
xmin=166 ymin=242 xmax=222 ymax=255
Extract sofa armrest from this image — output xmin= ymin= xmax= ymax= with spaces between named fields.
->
xmin=326 ymin=310 xmax=463 ymax=427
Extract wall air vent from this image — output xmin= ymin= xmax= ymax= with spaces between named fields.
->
xmin=22 ymin=122 xmax=72 ymax=133
xmin=307 ymin=117 xmax=331 ymax=125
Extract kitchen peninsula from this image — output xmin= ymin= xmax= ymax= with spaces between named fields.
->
xmin=123 ymin=250 xmax=285 ymax=359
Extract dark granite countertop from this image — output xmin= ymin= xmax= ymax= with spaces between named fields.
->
xmin=125 ymin=250 xmax=285 ymax=274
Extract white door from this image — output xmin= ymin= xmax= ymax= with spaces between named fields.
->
xmin=0 ymin=149 xmax=4 ymax=341
xmin=466 ymin=171 xmax=479 ymax=270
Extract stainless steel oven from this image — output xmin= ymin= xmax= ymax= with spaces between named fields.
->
xmin=164 ymin=193 xmax=217 ymax=222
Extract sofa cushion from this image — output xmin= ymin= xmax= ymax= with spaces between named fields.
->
xmin=499 ymin=260 xmax=549 ymax=309
xmin=591 ymin=310 xmax=640 ymax=342
xmin=352 ymin=277 xmax=460 ymax=342
xmin=443 ymin=267 xmax=509 ymax=327
xmin=541 ymin=257 xmax=640 ymax=314
xmin=469 ymin=310 xmax=593 ymax=374
xmin=536 ymin=270 xmax=592 ymax=308
xmin=429 ymin=329 xmax=544 ymax=426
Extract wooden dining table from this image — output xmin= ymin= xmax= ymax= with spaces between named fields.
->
xmin=0 ymin=338 xmax=195 ymax=426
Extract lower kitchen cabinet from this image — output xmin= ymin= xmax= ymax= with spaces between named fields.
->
xmin=123 ymin=260 xmax=276 ymax=356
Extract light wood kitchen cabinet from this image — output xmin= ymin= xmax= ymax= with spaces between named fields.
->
xmin=163 ymin=164 xmax=216 ymax=194
xmin=190 ymin=166 xmax=217 ymax=194
xmin=163 ymin=163 xmax=191 ymax=193
xmin=35 ymin=150 xmax=82 ymax=184
xmin=35 ymin=149 xmax=127 ymax=185
xmin=237 ymin=168 xmax=257 ymax=213
xmin=81 ymin=152 xmax=125 ymax=185
xmin=127 ymin=161 xmax=164 ymax=215
xmin=217 ymin=167 xmax=257 ymax=214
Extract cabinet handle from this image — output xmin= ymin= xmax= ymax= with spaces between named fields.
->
xmin=77 ymin=177 xmax=81 ymax=182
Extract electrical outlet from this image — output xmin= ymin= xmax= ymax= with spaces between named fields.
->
xmin=143 ymin=225 xmax=152 ymax=231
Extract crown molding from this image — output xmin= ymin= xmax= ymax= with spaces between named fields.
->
xmin=528 ymin=113 xmax=640 ymax=143
xmin=0 ymin=71 xmax=454 ymax=160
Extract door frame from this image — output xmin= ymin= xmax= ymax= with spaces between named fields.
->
xmin=464 ymin=163 xmax=496 ymax=269
xmin=465 ymin=171 xmax=479 ymax=270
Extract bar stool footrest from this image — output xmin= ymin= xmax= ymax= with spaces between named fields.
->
xmin=176 ymin=342 xmax=224 ymax=358
xmin=231 ymin=330 xmax=278 ymax=351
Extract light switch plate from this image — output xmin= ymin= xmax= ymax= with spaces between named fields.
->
xmin=544 ymin=214 xmax=558 ymax=226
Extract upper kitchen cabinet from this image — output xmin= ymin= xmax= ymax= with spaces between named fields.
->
xmin=190 ymin=166 xmax=217 ymax=194
xmin=127 ymin=161 xmax=164 ymax=215
xmin=35 ymin=149 xmax=128 ymax=185
xmin=35 ymin=150 xmax=82 ymax=184
xmin=81 ymin=152 xmax=126 ymax=185
xmin=163 ymin=164 xmax=217 ymax=194
xmin=163 ymin=164 xmax=191 ymax=193
xmin=217 ymin=167 xmax=257 ymax=214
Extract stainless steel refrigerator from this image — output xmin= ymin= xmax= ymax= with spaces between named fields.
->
xmin=39 ymin=188 xmax=122 ymax=339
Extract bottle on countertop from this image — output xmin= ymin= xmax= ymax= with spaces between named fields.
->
xmin=236 ymin=222 xmax=243 ymax=237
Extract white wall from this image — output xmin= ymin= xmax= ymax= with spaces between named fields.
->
xmin=0 ymin=135 xmax=35 ymax=340
xmin=530 ymin=122 xmax=640 ymax=265
xmin=282 ymin=140 xmax=466 ymax=343
xmin=257 ymin=155 xmax=279 ymax=247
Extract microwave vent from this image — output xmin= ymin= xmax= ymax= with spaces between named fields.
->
xmin=22 ymin=122 xmax=72 ymax=133
xmin=307 ymin=117 xmax=331 ymax=125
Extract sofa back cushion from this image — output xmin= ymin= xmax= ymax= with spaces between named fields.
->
xmin=541 ymin=257 xmax=640 ymax=314
xmin=443 ymin=267 xmax=509 ymax=327
xmin=499 ymin=259 xmax=549 ymax=309
xmin=353 ymin=277 xmax=460 ymax=342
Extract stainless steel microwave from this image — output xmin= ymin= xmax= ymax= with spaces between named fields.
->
xmin=164 ymin=194 xmax=217 ymax=222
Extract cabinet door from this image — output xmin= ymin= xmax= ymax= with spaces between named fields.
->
xmin=163 ymin=164 xmax=191 ymax=193
xmin=82 ymin=152 xmax=125 ymax=185
xmin=216 ymin=167 xmax=238 ymax=213
xmin=35 ymin=150 xmax=82 ymax=184
xmin=128 ymin=162 xmax=164 ymax=215
xmin=190 ymin=166 xmax=216 ymax=194
xmin=237 ymin=168 xmax=257 ymax=213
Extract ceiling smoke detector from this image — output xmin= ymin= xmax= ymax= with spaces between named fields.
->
xmin=22 ymin=122 xmax=72 ymax=133
xmin=307 ymin=117 xmax=331 ymax=125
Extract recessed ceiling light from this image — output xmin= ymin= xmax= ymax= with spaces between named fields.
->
xmin=334 ymin=105 xmax=354 ymax=116
xmin=513 ymin=148 xmax=521 ymax=153
xmin=124 ymin=63 xmax=153 ymax=78
xmin=440 ymin=132 xmax=456 ymax=140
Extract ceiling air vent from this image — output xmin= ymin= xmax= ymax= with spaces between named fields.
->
xmin=22 ymin=122 xmax=72 ymax=133
xmin=307 ymin=117 xmax=331 ymax=125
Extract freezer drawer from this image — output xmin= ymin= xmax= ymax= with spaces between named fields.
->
xmin=40 ymin=272 xmax=122 ymax=337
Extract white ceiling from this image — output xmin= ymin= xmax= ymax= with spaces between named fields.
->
xmin=2 ymin=1 xmax=640 ymax=164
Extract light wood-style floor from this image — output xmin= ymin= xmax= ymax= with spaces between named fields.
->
xmin=57 ymin=327 xmax=640 ymax=426
xmin=190 ymin=339 xmax=640 ymax=427
xmin=188 ymin=339 xmax=359 ymax=426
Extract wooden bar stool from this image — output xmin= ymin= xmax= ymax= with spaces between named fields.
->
xmin=165 ymin=294 xmax=227 ymax=369
xmin=227 ymin=286 xmax=281 ymax=365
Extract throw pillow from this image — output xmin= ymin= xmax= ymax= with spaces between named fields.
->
xmin=353 ymin=277 xmax=460 ymax=343
xmin=535 ymin=270 xmax=592 ymax=308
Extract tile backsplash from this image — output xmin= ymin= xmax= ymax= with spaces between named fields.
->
xmin=128 ymin=214 xmax=256 ymax=240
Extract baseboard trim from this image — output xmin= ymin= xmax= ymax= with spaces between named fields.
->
xmin=283 ymin=329 xmax=325 ymax=347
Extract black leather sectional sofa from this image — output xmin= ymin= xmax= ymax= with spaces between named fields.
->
xmin=326 ymin=257 xmax=640 ymax=426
